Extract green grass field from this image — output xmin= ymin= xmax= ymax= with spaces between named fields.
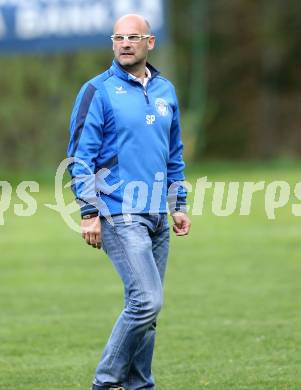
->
xmin=1 ymin=161 xmax=301 ymax=389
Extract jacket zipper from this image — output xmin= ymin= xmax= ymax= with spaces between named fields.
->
xmin=143 ymin=88 xmax=150 ymax=104
xmin=131 ymin=77 xmax=153 ymax=105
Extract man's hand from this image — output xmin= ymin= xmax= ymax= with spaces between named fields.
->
xmin=172 ymin=212 xmax=191 ymax=236
xmin=81 ymin=216 xmax=101 ymax=249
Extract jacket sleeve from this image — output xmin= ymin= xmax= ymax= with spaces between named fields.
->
xmin=67 ymin=83 xmax=104 ymax=217
xmin=167 ymin=86 xmax=187 ymax=213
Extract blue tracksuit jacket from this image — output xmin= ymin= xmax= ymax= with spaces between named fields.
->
xmin=67 ymin=60 xmax=187 ymax=217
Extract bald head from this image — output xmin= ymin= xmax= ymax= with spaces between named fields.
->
xmin=112 ymin=14 xmax=155 ymax=76
xmin=113 ymin=14 xmax=151 ymax=35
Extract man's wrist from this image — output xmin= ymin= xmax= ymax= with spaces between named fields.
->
xmin=171 ymin=211 xmax=186 ymax=217
xmin=170 ymin=204 xmax=187 ymax=215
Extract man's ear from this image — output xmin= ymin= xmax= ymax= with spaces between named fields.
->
xmin=148 ymin=37 xmax=156 ymax=51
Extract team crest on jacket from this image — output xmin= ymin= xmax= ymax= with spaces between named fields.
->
xmin=155 ymin=98 xmax=169 ymax=117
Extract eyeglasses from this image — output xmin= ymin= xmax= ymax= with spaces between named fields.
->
xmin=110 ymin=34 xmax=152 ymax=43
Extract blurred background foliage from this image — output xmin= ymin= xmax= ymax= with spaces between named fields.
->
xmin=0 ymin=0 xmax=300 ymax=169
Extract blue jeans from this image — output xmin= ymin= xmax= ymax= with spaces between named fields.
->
xmin=93 ymin=213 xmax=170 ymax=390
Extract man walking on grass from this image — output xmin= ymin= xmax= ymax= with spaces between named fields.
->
xmin=67 ymin=14 xmax=191 ymax=390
